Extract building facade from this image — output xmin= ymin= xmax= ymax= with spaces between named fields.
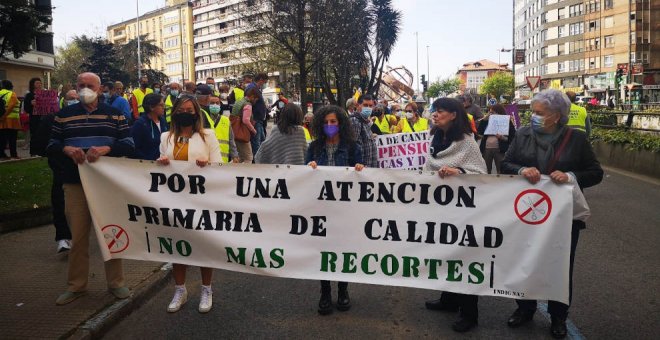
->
xmin=0 ymin=0 xmax=55 ymax=96
xmin=514 ymin=0 xmax=659 ymax=101
xmin=107 ymin=0 xmax=195 ymax=84
xmin=456 ymin=59 xmax=511 ymax=94
xmin=192 ymin=0 xmax=269 ymax=84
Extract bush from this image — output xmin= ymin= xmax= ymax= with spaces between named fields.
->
xmin=590 ymin=127 xmax=660 ymax=153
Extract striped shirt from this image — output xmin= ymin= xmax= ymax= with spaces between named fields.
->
xmin=47 ymin=102 xmax=135 ymax=183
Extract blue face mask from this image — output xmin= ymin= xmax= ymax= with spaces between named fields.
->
xmin=531 ymin=114 xmax=545 ymax=132
xmin=323 ymin=124 xmax=340 ymax=138
xmin=154 ymin=88 xmax=161 ymax=94
xmin=170 ymin=90 xmax=179 ymax=97
xmin=361 ymin=107 xmax=372 ymax=119
xmin=209 ymin=104 xmax=221 ymax=115
xmin=66 ymin=99 xmax=80 ymax=106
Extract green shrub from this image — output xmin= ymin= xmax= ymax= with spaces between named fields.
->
xmin=590 ymin=127 xmax=660 ymax=153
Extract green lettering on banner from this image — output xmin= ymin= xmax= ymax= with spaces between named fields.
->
xmin=381 ymin=254 xmax=400 ymax=276
xmin=269 ymin=248 xmax=285 ymax=268
xmin=446 ymin=260 xmax=463 ymax=282
xmin=402 ymin=256 xmax=421 ymax=278
xmin=342 ymin=252 xmax=358 ymax=273
xmin=468 ymin=262 xmax=485 ymax=284
xmin=226 ymin=247 xmax=247 ymax=265
xmin=320 ymin=251 xmax=337 ymax=272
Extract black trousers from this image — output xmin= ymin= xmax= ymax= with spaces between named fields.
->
xmin=49 ymin=160 xmax=71 ymax=241
xmin=0 ymin=129 xmax=18 ymax=158
xmin=439 ymin=291 xmax=478 ymax=321
xmin=320 ymin=280 xmax=348 ymax=294
xmin=29 ymin=115 xmax=42 ymax=156
xmin=515 ymin=223 xmax=581 ymax=320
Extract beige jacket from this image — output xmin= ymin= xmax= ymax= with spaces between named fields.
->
xmin=159 ymin=128 xmax=222 ymax=163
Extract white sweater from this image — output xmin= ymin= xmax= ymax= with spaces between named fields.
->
xmin=159 ymin=129 xmax=222 ymax=164
xmin=422 ymin=134 xmax=487 ymax=174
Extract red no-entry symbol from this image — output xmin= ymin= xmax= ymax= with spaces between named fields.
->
xmin=514 ymin=189 xmax=552 ymax=225
xmin=102 ymin=225 xmax=130 ymax=253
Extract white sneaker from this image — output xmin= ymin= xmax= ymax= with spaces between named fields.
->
xmin=56 ymin=239 xmax=71 ymax=254
xmin=198 ymin=285 xmax=213 ymax=313
xmin=167 ymin=285 xmax=188 ymax=313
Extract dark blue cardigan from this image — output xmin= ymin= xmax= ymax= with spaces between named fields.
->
xmin=130 ymin=115 xmax=169 ymax=160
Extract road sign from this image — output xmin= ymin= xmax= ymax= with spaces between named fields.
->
xmin=488 ymin=98 xmax=497 ymax=106
xmin=632 ymin=63 xmax=644 ymax=75
xmin=514 ymin=49 xmax=526 ymax=64
xmin=617 ymin=63 xmax=629 ymax=75
xmin=514 ymin=189 xmax=552 ymax=225
xmin=526 ymin=76 xmax=541 ymax=91
xmin=102 ymin=225 xmax=130 ymax=254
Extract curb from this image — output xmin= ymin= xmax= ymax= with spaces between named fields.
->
xmin=0 ymin=207 xmax=52 ymax=234
xmin=64 ymin=264 xmax=172 ymax=340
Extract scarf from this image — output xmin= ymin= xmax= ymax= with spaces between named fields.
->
xmin=531 ymin=125 xmax=568 ymax=174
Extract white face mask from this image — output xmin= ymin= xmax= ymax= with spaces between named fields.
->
xmin=78 ymin=87 xmax=98 ymax=105
xmin=406 ymin=112 xmax=414 ymax=119
xmin=220 ymin=93 xmax=229 ymax=100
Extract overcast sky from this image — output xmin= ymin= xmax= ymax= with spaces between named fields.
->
xmin=52 ymin=0 xmax=512 ymax=84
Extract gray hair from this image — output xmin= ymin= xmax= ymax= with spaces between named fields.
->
xmin=77 ymin=72 xmax=101 ymax=86
xmin=531 ymin=89 xmax=571 ymax=125
xmin=345 ymin=98 xmax=355 ymax=110
xmin=458 ymin=94 xmax=473 ymax=104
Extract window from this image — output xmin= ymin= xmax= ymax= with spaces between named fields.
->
xmin=541 ymin=29 xmax=547 ymax=42
xmin=541 ymin=12 xmax=547 ymax=24
xmin=558 ymin=7 xmax=565 ymax=20
xmin=569 ymin=22 xmax=584 ymax=35
xmin=603 ymin=55 xmax=614 ymax=67
xmin=587 ymin=0 xmax=600 ymax=13
xmin=570 ymin=40 xmax=584 ymax=53
xmin=166 ymin=63 xmax=182 ymax=73
xmin=164 ymin=24 xmax=179 ymax=34
xmin=604 ymin=0 xmax=613 ymax=9
xmin=604 ymin=16 xmax=614 ymax=28
xmin=558 ymin=62 xmax=566 ymax=73
xmin=558 ymin=43 xmax=565 ymax=55
xmin=541 ymin=64 xmax=548 ymax=76
xmin=164 ymin=37 xmax=179 ymax=48
xmin=604 ymin=35 xmax=614 ymax=48
xmin=569 ymin=59 xmax=585 ymax=72
xmin=587 ymin=37 xmax=600 ymax=50
xmin=558 ymin=25 xmax=565 ymax=37
xmin=569 ymin=4 xmax=584 ymax=17
xmin=588 ymin=57 xmax=597 ymax=69
xmin=588 ymin=20 xmax=600 ymax=32
xmin=541 ymin=46 xmax=548 ymax=58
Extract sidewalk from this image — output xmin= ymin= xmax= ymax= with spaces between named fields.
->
xmin=0 ymin=224 xmax=168 ymax=339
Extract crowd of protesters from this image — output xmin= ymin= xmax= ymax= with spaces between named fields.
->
xmin=0 ymin=70 xmax=603 ymax=339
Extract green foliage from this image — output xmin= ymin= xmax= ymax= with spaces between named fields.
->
xmin=479 ymin=71 xmax=514 ymax=101
xmin=589 ymin=112 xmax=618 ymax=126
xmin=427 ymin=77 xmax=461 ymax=98
xmin=52 ymin=43 xmax=86 ymax=86
xmin=0 ymin=158 xmax=52 ymax=215
xmin=591 ymin=127 xmax=660 ymax=153
xmin=0 ymin=0 xmax=52 ymax=60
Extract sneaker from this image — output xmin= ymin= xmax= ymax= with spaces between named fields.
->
xmin=167 ymin=285 xmax=188 ymax=313
xmin=109 ymin=286 xmax=131 ymax=299
xmin=56 ymin=290 xmax=87 ymax=305
xmin=198 ymin=285 xmax=213 ymax=313
xmin=56 ymin=239 xmax=71 ymax=254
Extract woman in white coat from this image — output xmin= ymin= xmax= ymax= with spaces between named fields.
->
xmin=157 ymin=95 xmax=222 ymax=313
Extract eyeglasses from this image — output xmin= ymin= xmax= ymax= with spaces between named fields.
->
xmin=405 ymin=110 xmax=414 ymax=113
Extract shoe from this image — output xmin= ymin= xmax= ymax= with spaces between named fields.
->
xmin=56 ymin=239 xmax=71 ymax=254
xmin=56 ymin=290 xmax=87 ymax=305
xmin=109 ymin=286 xmax=131 ymax=299
xmin=198 ymin=285 xmax=213 ymax=313
xmin=318 ymin=293 xmax=333 ymax=315
xmin=507 ymin=308 xmax=535 ymax=328
xmin=452 ymin=317 xmax=478 ymax=332
xmin=336 ymin=289 xmax=351 ymax=311
xmin=550 ymin=316 xmax=567 ymax=339
xmin=425 ymin=298 xmax=459 ymax=312
xmin=167 ymin=285 xmax=188 ymax=312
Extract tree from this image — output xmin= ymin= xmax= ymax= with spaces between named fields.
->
xmin=427 ymin=77 xmax=462 ymax=98
xmin=364 ymin=0 xmax=402 ymax=96
xmin=52 ymin=43 xmax=87 ymax=87
xmin=479 ymin=71 xmax=514 ymax=102
xmin=74 ymin=36 xmax=126 ymax=83
xmin=116 ymin=35 xmax=166 ymax=85
xmin=0 ymin=0 xmax=52 ymax=60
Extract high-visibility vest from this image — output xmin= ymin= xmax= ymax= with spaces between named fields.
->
xmin=164 ymin=95 xmax=174 ymax=123
xmin=233 ymin=88 xmax=244 ymax=102
xmin=467 ymin=113 xmax=477 ymax=134
xmin=59 ymin=97 xmax=65 ymax=109
xmin=0 ymin=90 xmax=20 ymax=119
xmin=132 ymin=88 xmax=153 ymax=114
xmin=567 ymin=103 xmax=588 ymax=132
xmin=201 ymin=108 xmax=230 ymax=163
xmin=374 ymin=116 xmax=390 ymax=134
xmin=400 ymin=117 xmax=429 ymax=133
xmin=303 ymin=126 xmax=312 ymax=144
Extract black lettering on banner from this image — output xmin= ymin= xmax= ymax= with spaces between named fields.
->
xmin=458 ymin=225 xmax=479 ymax=247
xmin=290 ymin=215 xmax=327 ymax=237
xmin=484 ymin=227 xmax=504 ymax=248
xmin=358 ymin=182 xmax=375 ymax=201
xmin=317 ymin=181 xmax=336 ymax=201
xmin=364 ymin=219 xmax=382 ymax=240
xmin=235 ymin=177 xmax=290 ymax=199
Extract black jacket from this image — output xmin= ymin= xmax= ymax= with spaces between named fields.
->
xmin=477 ymin=118 xmax=516 ymax=154
xmin=502 ymin=126 xmax=603 ymax=190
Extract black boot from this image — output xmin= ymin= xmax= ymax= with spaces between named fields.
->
xmin=550 ymin=316 xmax=567 ymax=339
xmin=337 ymin=288 xmax=351 ymax=311
xmin=507 ymin=308 xmax=535 ymax=328
xmin=452 ymin=317 xmax=478 ymax=332
xmin=318 ymin=281 xmax=332 ymax=315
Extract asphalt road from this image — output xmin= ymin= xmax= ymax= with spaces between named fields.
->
xmin=102 ymin=168 xmax=660 ymax=339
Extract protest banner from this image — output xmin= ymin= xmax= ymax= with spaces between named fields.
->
xmin=505 ymin=104 xmax=521 ymax=128
xmin=376 ymin=131 xmax=430 ymax=170
xmin=79 ymin=157 xmax=573 ymax=304
xmin=484 ymin=115 xmax=511 ymax=136
xmin=33 ymin=89 xmax=60 ymax=116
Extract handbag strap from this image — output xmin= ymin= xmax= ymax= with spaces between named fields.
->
xmin=547 ymin=128 xmax=573 ymax=173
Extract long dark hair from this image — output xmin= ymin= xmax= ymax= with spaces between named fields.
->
xmin=311 ymin=105 xmax=354 ymax=153
xmin=432 ymin=97 xmax=472 ymax=142
xmin=29 ymin=78 xmax=42 ymax=93
xmin=277 ymin=103 xmax=303 ymax=135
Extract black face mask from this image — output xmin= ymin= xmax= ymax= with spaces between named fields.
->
xmin=173 ymin=113 xmax=197 ymax=127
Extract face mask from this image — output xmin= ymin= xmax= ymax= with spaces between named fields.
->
xmin=141 ymin=82 xmax=148 ymax=88
xmin=531 ymin=114 xmax=545 ymax=132
xmin=78 ymin=88 xmax=98 ymax=105
xmin=220 ymin=93 xmax=229 ymax=100
xmin=173 ymin=113 xmax=197 ymax=127
xmin=66 ymin=99 xmax=80 ymax=106
xmin=209 ymin=104 xmax=221 ymax=115
xmin=406 ymin=112 xmax=414 ymax=119
xmin=103 ymin=92 xmax=110 ymax=99
xmin=361 ymin=107 xmax=372 ymax=119
xmin=170 ymin=90 xmax=179 ymax=97
xmin=154 ymin=88 xmax=161 ymax=94
xmin=323 ymin=124 xmax=340 ymax=138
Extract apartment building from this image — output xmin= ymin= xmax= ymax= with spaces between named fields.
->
xmin=107 ymin=0 xmax=195 ymax=84
xmin=514 ymin=0 xmax=658 ymax=100
xmin=0 ymin=0 xmax=55 ymax=95
xmin=456 ymin=59 xmax=511 ymax=93
xmin=192 ymin=0 xmax=269 ymax=83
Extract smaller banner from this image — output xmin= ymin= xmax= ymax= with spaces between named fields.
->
xmin=484 ymin=115 xmax=511 ymax=136
xmin=505 ymin=105 xmax=521 ymax=129
xmin=376 ymin=131 xmax=430 ymax=170
xmin=34 ymin=90 xmax=60 ymax=116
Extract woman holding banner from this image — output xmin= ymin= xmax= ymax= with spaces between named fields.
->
xmin=255 ymin=103 xmax=307 ymax=165
xmin=477 ymin=104 xmax=516 ymax=174
xmin=306 ymin=105 xmax=364 ymax=315
xmin=422 ymin=97 xmax=487 ymax=333
xmin=502 ymin=89 xmax=602 ymax=339
xmin=157 ymin=95 xmax=222 ymax=314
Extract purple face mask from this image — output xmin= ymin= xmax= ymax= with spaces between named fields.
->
xmin=323 ymin=124 xmax=339 ymax=138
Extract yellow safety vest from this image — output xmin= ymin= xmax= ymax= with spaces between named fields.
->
xmin=233 ymin=88 xmax=244 ymax=102
xmin=59 ymin=97 xmax=65 ymax=109
xmin=401 ymin=117 xmax=429 ymax=133
xmin=375 ymin=116 xmax=390 ymax=134
xmin=0 ymin=90 xmax=20 ymax=119
xmin=202 ymin=109 xmax=230 ymax=163
xmin=303 ymin=126 xmax=312 ymax=143
xmin=164 ymin=95 xmax=174 ymax=123
xmin=132 ymin=88 xmax=153 ymax=113
xmin=567 ymin=104 xmax=588 ymax=132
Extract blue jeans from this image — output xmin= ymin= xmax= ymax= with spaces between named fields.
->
xmin=251 ymin=120 xmax=265 ymax=157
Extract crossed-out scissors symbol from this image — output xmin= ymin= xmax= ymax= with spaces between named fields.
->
xmin=523 ymin=196 xmax=547 ymax=221
xmin=104 ymin=228 xmax=125 ymax=250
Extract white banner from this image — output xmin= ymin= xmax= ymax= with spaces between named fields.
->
xmin=79 ymin=157 xmax=573 ymax=303
xmin=376 ymin=131 xmax=430 ymax=170
xmin=484 ymin=115 xmax=511 ymax=136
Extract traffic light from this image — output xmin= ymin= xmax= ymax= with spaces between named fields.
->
xmin=421 ymin=74 xmax=428 ymax=93
xmin=615 ymin=68 xmax=623 ymax=86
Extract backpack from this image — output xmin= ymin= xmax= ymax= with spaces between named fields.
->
xmin=0 ymin=91 xmax=6 ymax=117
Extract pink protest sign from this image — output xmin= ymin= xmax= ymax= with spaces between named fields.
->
xmin=34 ymin=90 xmax=60 ymax=115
